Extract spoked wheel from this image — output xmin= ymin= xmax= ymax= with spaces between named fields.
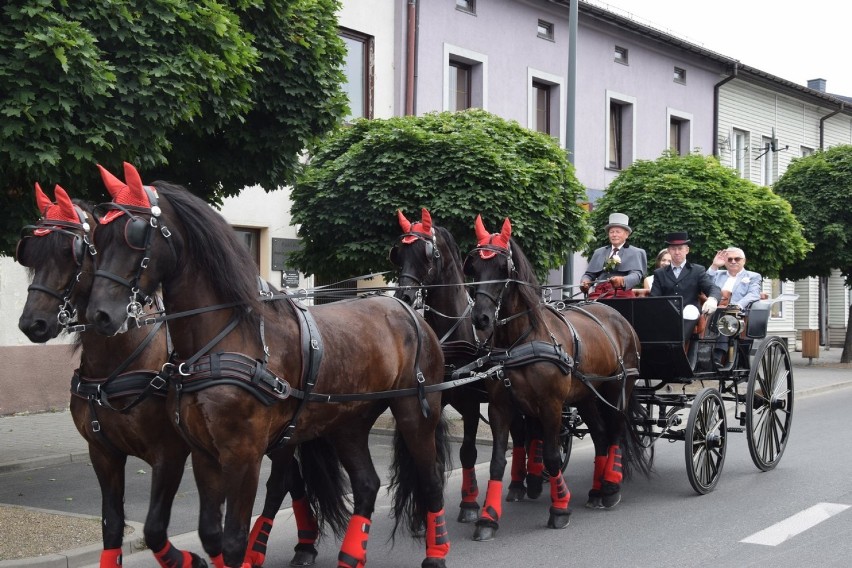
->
xmin=684 ymin=387 xmax=727 ymax=495
xmin=746 ymin=336 xmax=794 ymax=471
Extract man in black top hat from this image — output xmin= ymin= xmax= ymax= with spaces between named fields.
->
xmin=649 ymin=231 xmax=721 ymax=315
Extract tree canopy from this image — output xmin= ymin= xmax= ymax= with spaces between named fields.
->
xmin=0 ymin=0 xmax=346 ymax=256
xmin=586 ymin=151 xmax=810 ymax=278
xmin=290 ymin=109 xmax=590 ymax=281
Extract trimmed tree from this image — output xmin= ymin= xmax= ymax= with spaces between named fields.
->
xmin=290 ymin=109 xmax=590 ymax=282
xmin=586 ymin=151 xmax=810 ymax=278
xmin=0 ymin=0 xmax=346 ymax=256
xmin=774 ymin=144 xmax=852 ymax=363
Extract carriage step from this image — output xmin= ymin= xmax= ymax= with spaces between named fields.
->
xmin=727 ymin=427 xmax=744 ymax=433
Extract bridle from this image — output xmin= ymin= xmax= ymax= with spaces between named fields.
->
xmin=465 ymin=243 xmax=515 ymax=323
xmin=17 ymin=209 xmax=97 ymax=327
xmin=390 ymin=230 xmax=442 ymax=307
xmin=92 ymin=187 xmax=176 ymax=324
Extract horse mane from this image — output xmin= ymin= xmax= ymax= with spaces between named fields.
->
xmin=509 ymin=238 xmax=543 ymax=321
xmin=151 ymin=182 xmax=263 ymax=322
xmin=434 ymin=225 xmax=464 ymax=273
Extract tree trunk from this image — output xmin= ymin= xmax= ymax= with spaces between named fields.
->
xmin=842 ymin=304 xmax=852 ymax=364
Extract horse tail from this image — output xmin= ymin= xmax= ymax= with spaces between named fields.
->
xmin=297 ymin=438 xmax=351 ymax=539
xmin=389 ymin=414 xmax=452 ymax=540
xmin=620 ymin=386 xmax=654 ymax=480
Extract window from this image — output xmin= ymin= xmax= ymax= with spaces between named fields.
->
xmin=537 ymin=20 xmax=554 ymax=41
xmin=667 ymin=109 xmax=692 ymax=156
xmin=801 ymin=146 xmax=814 ymax=157
xmin=606 ymin=91 xmax=635 ymax=170
xmin=444 ymin=44 xmax=487 ymax=111
xmin=673 ymin=67 xmax=686 ymax=84
xmin=528 ymin=69 xmax=564 ymax=144
xmin=449 ymin=62 xmax=471 ymax=111
xmin=614 ymin=46 xmax=628 ymax=65
xmin=456 ymin=0 xmax=475 ymax=14
xmin=761 ymin=135 xmax=775 ymax=185
xmin=233 ymin=227 xmax=260 ymax=269
xmin=731 ymin=129 xmax=748 ymax=177
xmin=340 ymin=28 xmax=373 ymax=121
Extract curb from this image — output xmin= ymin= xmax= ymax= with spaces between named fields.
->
xmin=0 ymin=452 xmax=91 ymax=476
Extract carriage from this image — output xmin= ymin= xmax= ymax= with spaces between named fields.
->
xmin=565 ymin=293 xmax=796 ymax=494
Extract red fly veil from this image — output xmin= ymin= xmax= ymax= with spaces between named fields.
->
xmin=397 ymin=208 xmax=433 ymax=244
xmin=33 ymin=183 xmax=79 ymax=236
xmin=96 ymin=162 xmax=153 ymax=224
xmin=474 ymin=214 xmax=511 ymax=259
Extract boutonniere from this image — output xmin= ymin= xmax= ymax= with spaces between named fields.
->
xmin=603 ymin=253 xmax=621 ymax=272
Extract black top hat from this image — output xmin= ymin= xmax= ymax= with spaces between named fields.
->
xmin=665 ymin=231 xmax=691 ymax=245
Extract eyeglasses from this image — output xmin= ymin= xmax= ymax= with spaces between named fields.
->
xmin=726 ymin=257 xmax=743 ymax=262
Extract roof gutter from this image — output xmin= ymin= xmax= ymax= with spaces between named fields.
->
xmin=819 ymin=102 xmax=845 ymax=150
xmin=713 ymin=64 xmax=739 ymax=157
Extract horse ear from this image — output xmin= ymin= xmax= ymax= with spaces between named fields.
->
xmin=53 ymin=185 xmax=76 ymax=218
xmin=34 ymin=182 xmax=52 ymax=215
xmin=474 ymin=214 xmax=490 ymax=243
xmin=420 ymin=208 xmax=432 ymax=233
xmin=500 ymin=217 xmax=512 ymax=241
xmin=397 ymin=209 xmax=412 ymax=232
xmin=97 ymin=164 xmax=126 ymax=198
xmin=122 ymin=162 xmax=148 ymax=204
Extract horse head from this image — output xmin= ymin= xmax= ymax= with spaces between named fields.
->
xmin=17 ymin=183 xmax=96 ymax=342
xmin=464 ymin=214 xmax=519 ymax=334
xmin=390 ymin=208 xmax=441 ymax=305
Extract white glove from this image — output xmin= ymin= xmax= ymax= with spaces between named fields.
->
xmin=702 ymin=296 xmax=718 ymax=315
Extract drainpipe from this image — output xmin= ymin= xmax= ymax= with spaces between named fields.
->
xmin=819 ymin=102 xmax=844 ymax=150
xmin=562 ymin=0 xmax=579 ymax=298
xmin=405 ymin=0 xmax=418 ymax=116
xmin=713 ymin=64 xmax=738 ymax=157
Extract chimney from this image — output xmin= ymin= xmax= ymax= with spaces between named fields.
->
xmin=808 ymin=78 xmax=827 ymax=92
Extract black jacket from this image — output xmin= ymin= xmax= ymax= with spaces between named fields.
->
xmin=649 ymin=262 xmax=721 ymax=309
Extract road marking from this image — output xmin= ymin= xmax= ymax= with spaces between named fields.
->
xmin=741 ymin=502 xmax=850 ymax=546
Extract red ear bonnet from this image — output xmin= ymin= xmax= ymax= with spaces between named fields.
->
xmin=474 ymin=214 xmax=511 ymax=259
xmin=96 ymin=162 xmax=152 ymax=223
xmin=33 ymin=183 xmax=79 ymax=236
xmin=399 ymin=208 xmax=433 ymax=244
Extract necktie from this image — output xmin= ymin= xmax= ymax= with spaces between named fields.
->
xmin=673 ymin=265 xmax=681 ymax=278
xmin=610 ymin=247 xmax=619 ymax=258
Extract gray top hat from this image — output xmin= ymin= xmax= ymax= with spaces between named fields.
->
xmin=604 ymin=212 xmax=632 ymax=234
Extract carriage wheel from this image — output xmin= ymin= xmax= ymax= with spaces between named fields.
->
xmin=684 ymin=388 xmax=727 ymax=495
xmin=746 ymin=336 xmax=794 ymax=471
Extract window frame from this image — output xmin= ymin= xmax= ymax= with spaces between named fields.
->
xmin=605 ymin=91 xmax=636 ymax=171
xmin=667 ymin=108 xmax=692 ymax=156
xmin=456 ymin=0 xmax=475 ymax=15
xmin=233 ymin=227 xmax=261 ymax=270
xmin=731 ymin=128 xmax=749 ymax=178
xmin=761 ymin=135 xmax=775 ymax=186
xmin=537 ymin=19 xmax=554 ymax=41
xmin=673 ymin=66 xmax=687 ymax=85
xmin=339 ymin=27 xmax=374 ymax=121
xmin=443 ymin=44 xmax=488 ymax=111
xmin=614 ymin=45 xmax=629 ymax=65
xmin=528 ymin=67 xmax=565 ymax=145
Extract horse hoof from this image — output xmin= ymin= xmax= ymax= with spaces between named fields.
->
xmin=601 ymin=492 xmax=622 ymax=509
xmin=505 ymin=482 xmax=526 ymax=502
xmin=422 ymin=557 xmax=448 ymax=568
xmin=547 ymin=507 xmax=571 ymax=529
xmin=190 ymin=553 xmax=209 ymax=568
xmin=457 ymin=503 xmax=480 ymax=523
xmin=585 ymin=495 xmax=604 ymax=509
xmin=290 ymin=544 xmax=318 ymax=566
xmin=473 ymin=520 xmax=498 ymax=541
xmin=525 ymin=474 xmax=544 ymax=499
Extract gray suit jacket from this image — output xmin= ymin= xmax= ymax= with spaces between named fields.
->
xmin=708 ymin=268 xmax=762 ymax=309
xmin=582 ymin=243 xmax=647 ymax=290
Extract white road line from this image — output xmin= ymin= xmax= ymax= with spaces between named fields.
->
xmin=741 ymin=502 xmax=851 ymax=546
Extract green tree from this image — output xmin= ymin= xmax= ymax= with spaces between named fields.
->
xmin=587 ymin=151 xmax=810 ymax=278
xmin=0 ymin=0 xmax=346 ymax=255
xmin=774 ymin=144 xmax=852 ymax=362
xmin=290 ymin=109 xmax=589 ymax=281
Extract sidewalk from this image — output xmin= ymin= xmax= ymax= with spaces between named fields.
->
xmin=0 ymin=346 xmax=848 ymax=566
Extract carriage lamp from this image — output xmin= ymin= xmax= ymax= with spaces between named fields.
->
xmin=716 ymin=314 xmax=742 ymax=337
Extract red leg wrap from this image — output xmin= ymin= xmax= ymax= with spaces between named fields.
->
xmin=337 ymin=514 xmax=371 ymax=568
xmin=549 ymin=471 xmax=571 ymax=509
xmin=153 ymin=540 xmax=192 ymax=568
xmin=480 ymin=480 xmax=503 ymax=523
xmin=292 ymin=497 xmax=319 ymax=545
xmin=592 ymin=455 xmax=606 ymax=491
xmin=425 ymin=509 xmax=451 ymax=559
xmin=100 ymin=548 xmax=123 ymax=567
xmin=527 ymin=439 xmax=544 ymax=476
xmin=209 ymin=553 xmax=225 ymax=568
xmin=603 ymin=445 xmax=623 ymax=485
xmin=243 ymin=515 xmax=274 ymax=567
xmin=461 ymin=467 xmax=479 ymax=503
xmin=510 ymin=446 xmax=527 ymax=482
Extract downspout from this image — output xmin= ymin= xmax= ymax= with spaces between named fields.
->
xmin=562 ymin=0 xmax=579 ymax=298
xmin=819 ymin=102 xmax=844 ymax=150
xmin=405 ymin=0 xmax=417 ymax=116
xmin=713 ymin=63 xmax=738 ymax=157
